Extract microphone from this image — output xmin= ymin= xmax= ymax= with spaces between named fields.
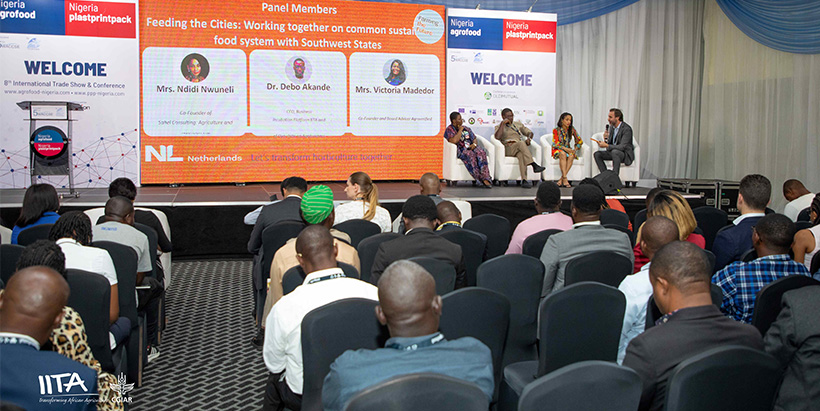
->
xmin=605 ymin=124 xmax=609 ymax=131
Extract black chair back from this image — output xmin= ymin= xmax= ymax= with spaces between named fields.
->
xmin=17 ymin=223 xmax=54 ymax=246
xmin=521 ymin=229 xmax=562 ymax=259
xmin=301 ymin=298 xmax=388 ymax=411
xmin=600 ymin=209 xmax=630 ymax=229
xmin=463 ymin=214 xmax=511 ymax=259
xmin=345 ymin=373 xmax=489 ymax=411
xmin=440 ymin=288 xmax=510 ymax=401
xmin=261 ymin=220 xmax=305 ymax=279
xmin=740 ymin=248 xmax=757 ymax=263
xmin=664 ymin=346 xmax=779 ymax=411
xmin=537 ymin=282 xmax=625 ymax=376
xmin=604 ymin=224 xmax=636 ymax=247
xmin=1 ymin=244 xmax=25 ymax=284
xmin=797 ymin=207 xmax=811 ymax=222
xmin=751 ymin=275 xmax=820 ymax=336
xmin=438 ymin=229 xmax=486 ymax=287
xmin=357 ymin=232 xmax=400 ymax=285
xmin=518 ymin=361 xmax=642 ymax=411
xmin=794 ymin=221 xmax=813 ymax=231
xmin=281 ymin=262 xmax=360 ymax=296
xmin=134 ymin=222 xmax=160 ymax=282
xmin=66 ymin=268 xmax=114 ymax=372
xmin=812 ymin=252 xmax=820 ymax=275
xmin=703 ymin=249 xmax=717 ymax=273
xmin=333 ymin=219 xmax=381 ymax=248
xmin=693 ymin=206 xmax=729 ymax=251
xmin=477 ymin=254 xmax=543 ymax=367
xmin=633 ymin=208 xmax=648 ymax=232
xmin=407 ymin=257 xmax=457 ymax=295
xmin=564 ymin=251 xmax=632 ymax=288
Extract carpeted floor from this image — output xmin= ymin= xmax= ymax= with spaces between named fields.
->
xmin=130 ymin=260 xmax=267 ymax=410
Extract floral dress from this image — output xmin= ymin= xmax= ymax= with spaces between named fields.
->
xmin=551 ymin=127 xmax=583 ymax=159
xmin=444 ymin=124 xmax=491 ymax=182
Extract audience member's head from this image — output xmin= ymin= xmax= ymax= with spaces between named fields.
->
xmin=347 ymin=172 xmax=380 ymax=221
xmin=15 ymin=240 xmax=67 ymax=278
xmin=300 ymin=185 xmax=335 ymax=227
xmin=0 ymin=267 xmax=70 ymax=345
xmin=571 ymin=185 xmax=605 ymax=222
xmin=649 ymin=242 xmax=712 ymax=314
xmin=48 ymin=211 xmax=92 ymax=246
xmin=640 ymin=216 xmax=679 ymax=261
xmin=647 ymin=190 xmax=698 ymax=240
xmin=535 ymin=181 xmax=562 ymax=213
xmin=419 ymin=173 xmax=441 ymax=196
xmin=108 ymin=177 xmax=137 ymax=201
xmin=752 ymin=214 xmax=796 ymax=257
xmin=739 ymin=174 xmax=771 ymax=213
xmin=645 ymin=187 xmax=663 ymax=209
xmin=376 ymin=260 xmax=441 ymax=338
xmin=103 ymin=196 xmax=135 ymax=225
xmin=811 ymin=193 xmax=820 ymax=226
xmin=578 ymin=178 xmax=608 ymax=209
xmin=402 ymin=195 xmax=438 ymax=230
xmin=782 ymin=179 xmax=810 ymax=202
xmin=436 ymin=201 xmax=461 ymax=225
xmin=15 ymin=183 xmax=59 ymax=228
xmin=295 ymin=225 xmax=338 ymax=275
xmin=280 ymin=176 xmax=308 ymax=197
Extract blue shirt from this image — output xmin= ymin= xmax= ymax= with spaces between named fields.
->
xmin=713 ymin=254 xmax=811 ymax=323
xmin=11 ymin=211 xmax=60 ymax=244
xmin=322 ymin=332 xmax=494 ymax=411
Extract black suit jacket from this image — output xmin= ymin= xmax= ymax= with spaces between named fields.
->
xmin=712 ymin=215 xmax=762 ymax=271
xmin=370 ymin=227 xmax=466 ymax=287
xmin=247 ymin=196 xmax=303 ymax=254
xmin=623 ymin=304 xmax=764 ymax=411
xmin=607 ymin=121 xmax=635 ymax=165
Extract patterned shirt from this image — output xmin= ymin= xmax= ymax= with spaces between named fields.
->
xmin=712 ymin=254 xmax=811 ymax=323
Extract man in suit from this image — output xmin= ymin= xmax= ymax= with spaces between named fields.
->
xmin=712 ymin=174 xmax=771 ymax=270
xmin=494 ymin=108 xmax=546 ymax=188
xmin=540 ymin=184 xmax=634 ymax=297
xmin=371 ymin=195 xmax=466 ymax=287
xmin=623 ymin=242 xmax=764 ymax=411
xmin=593 ymin=108 xmax=634 ymax=175
xmin=0 ymin=267 xmax=99 ymax=410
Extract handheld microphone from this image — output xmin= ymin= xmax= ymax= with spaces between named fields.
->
xmin=605 ymin=124 xmax=609 ymax=131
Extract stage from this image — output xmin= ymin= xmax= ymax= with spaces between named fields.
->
xmin=0 ymin=181 xmax=705 ymax=259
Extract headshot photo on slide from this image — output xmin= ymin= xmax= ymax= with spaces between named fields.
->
xmin=384 ymin=59 xmax=407 ymax=86
xmin=181 ymin=53 xmax=209 ymax=83
xmin=286 ymin=56 xmax=312 ymax=83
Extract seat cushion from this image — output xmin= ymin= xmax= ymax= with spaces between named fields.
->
xmin=503 ymin=360 xmax=539 ymax=395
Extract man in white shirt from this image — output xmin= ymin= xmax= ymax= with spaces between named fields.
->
xmin=617 ymin=216 xmax=680 ymax=363
xmin=782 ymin=179 xmax=814 ymax=222
xmin=263 ymin=225 xmax=378 ymax=411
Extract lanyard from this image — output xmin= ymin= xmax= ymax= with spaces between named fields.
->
xmin=386 ymin=333 xmax=445 ymax=351
xmin=0 ymin=336 xmax=39 ymax=350
xmin=307 ymin=272 xmax=346 ymax=285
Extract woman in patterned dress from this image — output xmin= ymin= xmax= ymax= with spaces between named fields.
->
xmin=551 ymin=112 xmax=583 ymax=187
xmin=444 ymin=112 xmax=492 ymax=188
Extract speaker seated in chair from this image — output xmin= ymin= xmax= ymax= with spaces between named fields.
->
xmin=491 ymin=108 xmax=545 ymax=188
xmin=541 ymin=113 xmax=591 ymax=187
xmin=442 ymin=112 xmax=495 ymax=188
xmin=591 ymin=128 xmax=640 ymax=187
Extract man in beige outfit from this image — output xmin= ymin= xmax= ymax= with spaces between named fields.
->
xmin=494 ymin=107 xmax=545 ymax=188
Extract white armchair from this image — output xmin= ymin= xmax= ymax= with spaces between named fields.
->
xmin=590 ymin=132 xmax=641 ymax=187
xmin=442 ymin=135 xmax=495 ymax=186
xmin=540 ymin=134 xmax=591 ymax=183
xmin=489 ymin=137 xmax=543 ymax=185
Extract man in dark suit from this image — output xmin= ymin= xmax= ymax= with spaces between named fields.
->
xmin=712 ymin=174 xmax=771 ymax=270
xmin=623 ymin=242 xmax=764 ymax=411
xmin=370 ymin=195 xmax=466 ymax=287
xmin=593 ymin=108 xmax=634 ymax=175
xmin=0 ymin=267 xmax=98 ymax=410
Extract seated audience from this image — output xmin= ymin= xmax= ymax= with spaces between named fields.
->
xmin=713 ymin=174 xmax=771 ymax=270
xmin=435 ymin=201 xmax=464 ymax=232
xmin=247 ymin=176 xmax=306 ymax=255
xmin=633 ymin=190 xmax=705 ymax=272
xmin=578 ymin=178 xmax=632 ymax=230
xmin=623 ymin=242 xmax=764 ymax=411
xmin=540 ymin=185 xmax=634 ymax=297
xmin=618 ymin=216 xmax=679 ymax=364
xmin=713 ymin=214 xmax=811 ymax=323
xmin=764 ymin=286 xmax=820 ymax=410
xmin=398 ymin=173 xmax=444 ymax=233
xmin=782 ymin=179 xmax=814 ymax=222
xmin=792 ymin=193 xmax=820 ymax=271
xmin=370 ymin=195 xmax=466 ymax=287
xmin=335 ymin=172 xmax=392 ymax=232
xmin=493 ymin=108 xmax=545 ymax=188
xmin=505 ymin=181 xmax=573 ymax=254
xmin=244 ymin=177 xmax=306 ymax=226
xmin=0 ymin=267 xmax=99 ymax=410
xmin=11 ymin=183 xmax=61 ymax=244
xmin=107 ymin=177 xmax=172 ymax=254
xmin=322 ymin=260 xmax=494 ymax=411
xmin=262 ymin=225 xmax=377 ymax=411
xmin=444 ymin=112 xmax=493 ymax=188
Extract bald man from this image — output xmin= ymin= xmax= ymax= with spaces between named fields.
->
xmin=322 ymin=260 xmax=494 ymax=411
xmin=0 ymin=267 xmax=98 ymax=410
xmin=436 ymin=200 xmax=462 ymax=231
xmin=263 ymin=225 xmax=377 ymax=411
xmin=419 ymin=172 xmax=444 ymax=204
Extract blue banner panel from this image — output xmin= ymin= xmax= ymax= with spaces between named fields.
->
xmin=0 ymin=0 xmax=65 ymax=35
xmin=447 ymin=16 xmax=502 ymax=50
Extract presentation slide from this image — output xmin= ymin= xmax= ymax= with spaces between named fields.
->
xmin=139 ymin=0 xmax=446 ymax=184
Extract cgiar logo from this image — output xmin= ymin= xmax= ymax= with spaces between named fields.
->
xmin=110 ymin=373 xmax=135 ymax=396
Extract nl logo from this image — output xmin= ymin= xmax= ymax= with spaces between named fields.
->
xmin=145 ymin=145 xmax=183 ymax=162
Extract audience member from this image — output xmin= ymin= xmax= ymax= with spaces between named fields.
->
xmin=713 ymin=214 xmax=811 ymax=323
xmin=435 ymin=201 xmax=463 ymax=232
xmin=398 ymin=172 xmax=444 ymax=233
xmin=713 ymin=174 xmax=771 ymax=270
xmin=764 ymin=286 xmax=820 ymax=410
xmin=370 ymin=195 xmax=466 ymax=287
xmin=633 ymin=190 xmax=705 ymax=272
xmin=11 ymin=183 xmax=60 ymax=244
xmin=107 ymin=177 xmax=172 ymax=254
xmin=0 ymin=267 xmax=98 ymax=410
xmin=493 ymin=107 xmax=545 ymax=188
xmin=540 ymin=185 xmax=633 ymax=297
xmin=262 ymin=226 xmax=377 ymax=411
xmin=782 ymin=179 xmax=814 ymax=222
xmin=617 ymin=216 xmax=679 ymax=363
xmin=505 ymin=181 xmax=573 ymax=254
xmin=578 ymin=177 xmax=632 ymax=230
xmin=243 ymin=177 xmax=306 ymax=226
xmin=247 ymin=176 xmax=307 ymax=255
xmin=792 ymin=193 xmax=820 ymax=271
xmin=623 ymin=242 xmax=764 ymax=411
xmin=335 ymin=172 xmax=392 ymax=232
xmin=322 ymin=260 xmax=494 ymax=411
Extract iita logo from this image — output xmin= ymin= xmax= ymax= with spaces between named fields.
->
xmin=39 ymin=373 xmax=90 ymax=395
xmin=483 ymin=92 xmax=492 ymax=100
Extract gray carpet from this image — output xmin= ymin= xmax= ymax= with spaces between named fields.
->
xmin=130 ymin=260 xmax=267 ymax=410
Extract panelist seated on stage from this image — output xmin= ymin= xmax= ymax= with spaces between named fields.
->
xmin=593 ymin=108 xmax=634 ymax=175
xmin=550 ymin=112 xmax=584 ymax=188
xmin=444 ymin=112 xmax=493 ymax=189
xmin=493 ymin=108 xmax=546 ymax=189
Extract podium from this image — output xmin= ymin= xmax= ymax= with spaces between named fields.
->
xmin=17 ymin=101 xmax=85 ymax=197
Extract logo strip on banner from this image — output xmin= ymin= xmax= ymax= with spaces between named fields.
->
xmin=0 ymin=0 xmax=135 ymax=38
xmin=448 ymin=16 xmax=555 ymax=53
